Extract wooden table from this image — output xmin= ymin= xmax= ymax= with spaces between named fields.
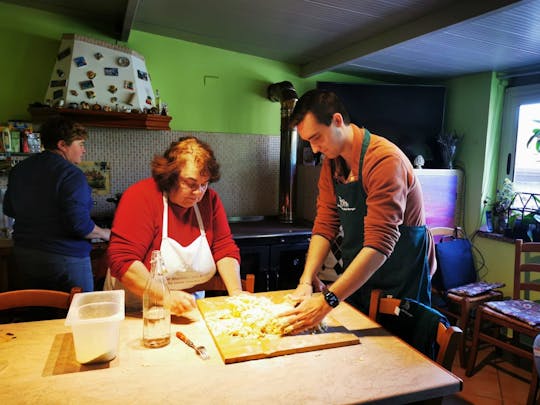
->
xmin=0 ymin=294 xmax=462 ymax=404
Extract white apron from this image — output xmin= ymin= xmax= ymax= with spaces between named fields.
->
xmin=104 ymin=195 xmax=216 ymax=310
xmin=160 ymin=195 xmax=216 ymax=289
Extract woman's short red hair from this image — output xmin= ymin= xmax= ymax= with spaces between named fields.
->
xmin=151 ymin=136 xmax=220 ymax=193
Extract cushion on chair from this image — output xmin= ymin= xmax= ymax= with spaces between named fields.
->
xmin=448 ymin=281 xmax=505 ymax=297
xmin=485 ymin=299 xmax=540 ymax=326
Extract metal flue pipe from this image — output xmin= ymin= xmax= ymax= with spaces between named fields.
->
xmin=267 ymin=81 xmax=298 ymax=224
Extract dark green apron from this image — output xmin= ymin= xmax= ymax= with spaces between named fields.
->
xmin=333 ymin=129 xmax=431 ymax=314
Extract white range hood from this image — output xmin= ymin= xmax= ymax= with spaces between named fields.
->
xmin=44 ymin=34 xmax=157 ymax=113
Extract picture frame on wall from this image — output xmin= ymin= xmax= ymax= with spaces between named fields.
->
xmin=104 ymin=67 xmax=119 ymax=76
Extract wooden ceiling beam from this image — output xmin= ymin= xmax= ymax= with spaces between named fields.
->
xmin=300 ymin=0 xmax=522 ymax=78
xmin=118 ymin=0 xmax=140 ymax=42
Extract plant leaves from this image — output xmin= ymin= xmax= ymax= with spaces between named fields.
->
xmin=527 ymin=132 xmax=540 ymax=148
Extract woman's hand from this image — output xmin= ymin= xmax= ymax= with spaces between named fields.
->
xmin=229 ymin=288 xmax=248 ymax=296
xmin=169 ymin=290 xmax=196 ymax=315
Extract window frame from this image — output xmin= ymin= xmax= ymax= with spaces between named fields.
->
xmin=498 ymin=83 xmax=540 ymax=190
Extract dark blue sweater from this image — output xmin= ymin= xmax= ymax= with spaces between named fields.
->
xmin=3 ymin=151 xmax=95 ymax=257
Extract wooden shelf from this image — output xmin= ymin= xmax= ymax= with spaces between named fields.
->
xmin=28 ymin=107 xmax=172 ymax=131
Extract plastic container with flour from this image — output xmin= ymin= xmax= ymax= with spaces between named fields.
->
xmin=65 ymin=290 xmax=125 ymax=364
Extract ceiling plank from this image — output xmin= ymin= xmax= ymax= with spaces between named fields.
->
xmin=300 ymin=0 xmax=522 ymax=78
xmin=119 ymin=0 xmax=141 ymax=42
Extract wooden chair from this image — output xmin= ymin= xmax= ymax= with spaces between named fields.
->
xmin=369 ymin=289 xmax=462 ymax=371
xmin=430 ymin=226 xmax=504 ymax=366
xmin=0 ymin=287 xmax=82 ymax=310
xmin=466 ymin=239 xmax=540 ymax=405
xmin=0 ymin=287 xmax=82 ymax=323
xmin=534 ymin=334 xmax=540 ymax=405
xmin=184 ymin=274 xmax=255 ymax=294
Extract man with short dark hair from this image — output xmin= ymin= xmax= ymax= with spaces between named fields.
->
xmin=280 ymin=89 xmax=435 ymax=334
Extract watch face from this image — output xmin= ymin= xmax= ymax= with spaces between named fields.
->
xmin=324 ymin=291 xmax=339 ymax=308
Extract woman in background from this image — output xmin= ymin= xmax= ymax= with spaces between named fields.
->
xmin=107 ymin=136 xmax=243 ymax=314
xmin=3 ymin=116 xmax=110 ymax=292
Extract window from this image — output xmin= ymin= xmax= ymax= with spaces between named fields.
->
xmin=498 ymin=84 xmax=540 ymax=193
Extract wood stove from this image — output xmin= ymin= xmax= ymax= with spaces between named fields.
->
xmin=229 ymin=217 xmax=311 ymax=292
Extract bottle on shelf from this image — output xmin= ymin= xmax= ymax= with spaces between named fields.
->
xmin=154 ymin=89 xmax=161 ymax=113
xmin=142 ymin=250 xmax=171 ymax=348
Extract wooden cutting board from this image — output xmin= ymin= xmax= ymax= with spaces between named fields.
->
xmin=197 ymin=290 xmax=360 ymax=364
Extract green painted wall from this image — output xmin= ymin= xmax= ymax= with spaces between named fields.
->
xmin=445 ymin=72 xmax=516 ymax=297
xmin=0 ymin=3 xmax=110 ymax=125
xmin=1 ymin=2 xmax=520 ymax=294
xmin=0 ymin=2 xmax=368 ymax=135
xmin=474 ymin=237 xmax=515 ymax=298
xmin=445 ymin=72 xmax=493 ymax=233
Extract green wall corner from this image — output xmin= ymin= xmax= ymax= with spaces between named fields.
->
xmin=445 ymin=72 xmax=505 ymax=234
xmin=0 ymin=2 xmax=368 ymax=135
xmin=0 ymin=1 xmax=520 ymax=292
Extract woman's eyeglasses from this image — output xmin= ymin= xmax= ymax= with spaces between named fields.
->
xmin=179 ymin=177 xmax=209 ymax=193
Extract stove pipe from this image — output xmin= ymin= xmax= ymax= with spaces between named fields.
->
xmin=267 ymin=81 xmax=298 ymax=224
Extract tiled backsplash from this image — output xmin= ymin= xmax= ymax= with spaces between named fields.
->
xmin=1 ymin=128 xmax=282 ymax=220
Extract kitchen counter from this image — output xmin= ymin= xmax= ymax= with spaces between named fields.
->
xmin=0 ymin=239 xmax=108 ymax=292
xmin=90 ymin=215 xmax=313 ymax=239
xmin=0 ymin=239 xmax=13 ymax=292
xmin=0 ymin=217 xmax=313 ymax=292
xmin=0 ymin=291 xmax=462 ymax=404
xmin=228 ymin=216 xmax=312 ymax=240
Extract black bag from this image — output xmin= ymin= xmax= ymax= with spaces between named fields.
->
xmin=432 ymin=237 xmax=477 ymax=291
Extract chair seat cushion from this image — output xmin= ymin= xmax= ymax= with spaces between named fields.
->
xmin=448 ymin=281 xmax=505 ymax=297
xmin=485 ymin=299 xmax=540 ymax=326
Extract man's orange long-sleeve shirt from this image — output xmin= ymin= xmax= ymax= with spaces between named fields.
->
xmin=312 ymin=124 xmax=436 ymax=275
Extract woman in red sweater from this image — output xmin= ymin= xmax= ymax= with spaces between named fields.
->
xmin=107 ymin=137 xmax=242 ymax=314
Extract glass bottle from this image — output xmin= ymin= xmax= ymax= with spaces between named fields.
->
xmin=154 ymin=89 xmax=161 ymax=113
xmin=143 ymin=250 xmax=171 ymax=348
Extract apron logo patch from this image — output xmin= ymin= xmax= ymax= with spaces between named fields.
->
xmin=337 ymin=196 xmax=356 ymax=212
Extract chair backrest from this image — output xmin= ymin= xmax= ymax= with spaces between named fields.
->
xmin=369 ymin=289 xmax=462 ymax=370
xmin=430 ymin=226 xmax=466 ymax=242
xmin=184 ymin=274 xmax=255 ymax=294
xmin=0 ymin=287 xmax=82 ymax=311
xmin=514 ymin=239 xmax=540 ymax=299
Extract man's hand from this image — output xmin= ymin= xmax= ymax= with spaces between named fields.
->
xmin=290 ymin=282 xmax=313 ymax=301
xmin=278 ymin=294 xmax=333 ymax=335
xmin=312 ymin=276 xmax=326 ymax=292
xmin=291 ymin=275 xmax=326 ymax=301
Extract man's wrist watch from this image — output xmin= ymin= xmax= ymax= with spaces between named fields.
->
xmin=323 ymin=288 xmax=340 ymax=308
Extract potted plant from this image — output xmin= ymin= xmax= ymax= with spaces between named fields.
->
xmin=437 ymin=130 xmax=463 ymax=169
xmin=510 ymin=210 xmax=540 ymax=241
xmin=527 ymin=121 xmax=540 ymax=153
xmin=485 ymin=178 xmax=516 ymax=233
xmin=508 ymin=193 xmax=540 ymax=241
